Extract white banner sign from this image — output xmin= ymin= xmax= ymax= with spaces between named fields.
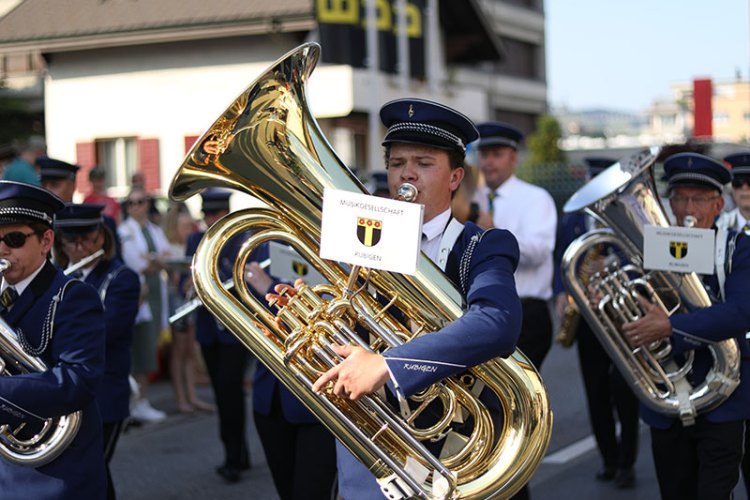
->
xmin=320 ymin=188 xmax=423 ymax=275
xmin=643 ymin=225 xmax=715 ymax=274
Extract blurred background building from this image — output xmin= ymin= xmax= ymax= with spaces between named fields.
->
xmin=0 ymin=0 xmax=547 ymax=198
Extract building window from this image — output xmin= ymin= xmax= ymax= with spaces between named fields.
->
xmin=494 ymin=38 xmax=539 ymax=80
xmin=96 ymin=138 xmax=137 ymax=190
xmin=713 ymin=113 xmax=729 ymax=125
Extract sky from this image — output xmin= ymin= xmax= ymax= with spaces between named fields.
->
xmin=546 ymin=0 xmax=750 ymax=113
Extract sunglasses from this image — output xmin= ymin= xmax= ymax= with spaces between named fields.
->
xmin=127 ymin=198 xmax=147 ymax=206
xmin=61 ymin=232 xmax=99 ymax=247
xmin=732 ymin=178 xmax=750 ymax=188
xmin=0 ymin=231 xmax=37 ymax=249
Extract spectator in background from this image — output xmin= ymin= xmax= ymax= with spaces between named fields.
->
xmin=164 ymin=202 xmax=214 ymax=414
xmin=84 ymin=167 xmax=122 ymax=224
xmin=0 ymin=144 xmax=15 ymax=175
xmin=474 ymin=121 xmax=557 ymax=371
xmin=38 ymin=157 xmax=79 ymax=202
xmin=119 ymin=186 xmax=176 ymax=423
xmin=3 ymin=136 xmax=45 ymax=185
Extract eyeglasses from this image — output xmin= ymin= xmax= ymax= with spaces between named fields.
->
xmin=732 ymin=178 xmax=750 ymax=189
xmin=127 ymin=198 xmax=147 ymax=206
xmin=61 ymin=232 xmax=99 ymax=247
xmin=670 ymin=194 xmax=720 ymax=207
xmin=0 ymin=231 xmax=37 ymax=249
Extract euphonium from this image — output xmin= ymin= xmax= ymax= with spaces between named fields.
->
xmin=0 ymin=259 xmax=82 ymax=466
xmin=561 ymin=147 xmax=740 ymax=425
xmin=169 ymin=43 xmax=551 ymax=499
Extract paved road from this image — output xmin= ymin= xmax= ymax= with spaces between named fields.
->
xmin=112 ymin=346 xmax=749 ymax=500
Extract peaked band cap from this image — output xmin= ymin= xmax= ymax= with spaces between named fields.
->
xmin=724 ymin=152 xmax=750 ymax=178
xmin=36 ymin=157 xmax=80 ymax=182
xmin=380 ymin=98 xmax=478 ymax=156
xmin=664 ymin=152 xmax=730 ymax=193
xmin=55 ymin=203 xmax=105 ymax=234
xmin=0 ymin=180 xmax=65 ymax=226
xmin=476 ymin=121 xmax=524 ymax=150
xmin=201 ymin=189 xmax=232 ymax=212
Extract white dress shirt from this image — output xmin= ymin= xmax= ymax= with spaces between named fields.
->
xmin=716 ymin=207 xmax=748 ymax=232
xmin=421 ymin=208 xmax=452 ymax=263
xmin=476 ymin=175 xmax=557 ymax=300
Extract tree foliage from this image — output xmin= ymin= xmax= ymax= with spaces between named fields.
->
xmin=525 ymin=115 xmax=565 ymax=165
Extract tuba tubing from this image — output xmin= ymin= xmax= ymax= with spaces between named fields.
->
xmin=561 ymin=148 xmax=740 ymax=425
xmin=0 ymin=259 xmax=82 ymax=467
xmin=170 ymin=42 xmax=552 ymax=499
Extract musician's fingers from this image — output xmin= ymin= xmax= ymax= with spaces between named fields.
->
xmin=313 ymin=364 xmax=341 ymax=393
xmin=274 ymin=283 xmax=297 ymax=297
xmin=331 ymin=344 xmax=354 ymax=359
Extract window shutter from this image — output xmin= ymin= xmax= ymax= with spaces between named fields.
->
xmin=138 ymin=138 xmax=160 ymax=192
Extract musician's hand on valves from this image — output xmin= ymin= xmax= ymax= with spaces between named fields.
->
xmin=264 ymin=280 xmax=305 ymax=308
xmin=622 ymin=295 xmax=672 ymax=348
xmin=312 ymin=345 xmax=390 ymax=400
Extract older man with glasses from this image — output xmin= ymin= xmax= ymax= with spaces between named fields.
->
xmin=621 ymin=152 xmax=750 ymax=499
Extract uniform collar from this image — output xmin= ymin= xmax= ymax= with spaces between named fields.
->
xmin=422 ymin=208 xmax=452 ymax=243
xmin=2 ymin=260 xmax=46 ymax=296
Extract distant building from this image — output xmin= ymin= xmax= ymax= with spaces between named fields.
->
xmin=0 ymin=0 xmax=548 ymax=198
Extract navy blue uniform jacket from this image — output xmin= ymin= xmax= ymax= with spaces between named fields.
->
xmin=0 ymin=261 xmax=106 ymax=500
xmin=338 ymin=222 xmax=522 ymax=499
xmin=642 ymin=230 xmax=750 ymax=429
xmin=85 ymin=257 xmax=140 ymax=423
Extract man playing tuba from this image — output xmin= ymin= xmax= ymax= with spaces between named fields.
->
xmin=622 ymin=152 xmax=750 ymax=499
xmin=270 ymin=98 xmax=525 ymax=499
xmin=0 ymin=181 xmax=107 ymax=499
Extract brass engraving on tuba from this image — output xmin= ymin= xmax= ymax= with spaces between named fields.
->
xmin=561 ymin=147 xmax=740 ymax=426
xmin=169 ymin=43 xmax=552 ymax=499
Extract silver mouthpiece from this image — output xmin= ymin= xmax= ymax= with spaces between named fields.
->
xmin=397 ymin=183 xmax=418 ymax=202
xmin=0 ymin=259 xmax=10 ymax=273
xmin=683 ymin=215 xmax=697 ymax=228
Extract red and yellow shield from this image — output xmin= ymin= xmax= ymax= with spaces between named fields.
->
xmin=357 ymin=217 xmax=382 ymax=247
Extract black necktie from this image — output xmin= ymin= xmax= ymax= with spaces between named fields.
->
xmin=0 ymin=287 xmax=18 ymax=311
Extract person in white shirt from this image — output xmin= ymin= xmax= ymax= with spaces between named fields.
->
xmin=717 ymin=152 xmax=750 ymax=233
xmin=118 ymin=187 xmax=176 ymax=423
xmin=474 ymin=121 xmax=557 ymax=369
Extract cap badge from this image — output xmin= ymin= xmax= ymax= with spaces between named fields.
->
xmin=408 ymin=104 xmax=414 ymax=118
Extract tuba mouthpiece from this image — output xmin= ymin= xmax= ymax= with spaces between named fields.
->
xmin=396 ymin=183 xmax=418 ymax=202
xmin=683 ymin=215 xmax=697 ymax=228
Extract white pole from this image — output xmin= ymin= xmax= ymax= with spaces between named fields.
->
xmin=396 ymin=0 xmax=410 ymax=93
xmin=366 ymin=0 xmax=381 ymax=174
xmin=426 ymin=0 xmax=440 ymax=96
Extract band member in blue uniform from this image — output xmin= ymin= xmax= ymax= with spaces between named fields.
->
xmin=297 ymin=98 xmax=523 ymax=500
xmin=186 ymin=189 xmax=253 ymax=483
xmin=622 ymin=152 xmax=750 ymax=500
xmin=553 ymin=157 xmax=639 ymax=488
xmin=245 ymin=262 xmax=337 ymax=500
xmin=53 ymin=203 xmax=140 ymax=500
xmin=0 ymin=181 xmax=106 ymax=499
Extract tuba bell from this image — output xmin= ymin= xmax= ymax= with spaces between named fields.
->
xmin=169 ymin=43 xmax=552 ymax=499
xmin=0 ymin=259 xmax=82 ymax=466
xmin=561 ymin=147 xmax=740 ymax=425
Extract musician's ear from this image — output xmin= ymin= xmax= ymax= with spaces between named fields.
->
xmin=40 ymin=228 xmax=54 ymax=255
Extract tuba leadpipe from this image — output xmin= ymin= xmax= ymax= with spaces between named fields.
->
xmin=0 ymin=259 xmax=82 ymax=466
xmin=561 ymin=147 xmax=740 ymax=425
xmin=169 ymin=43 xmax=551 ymax=499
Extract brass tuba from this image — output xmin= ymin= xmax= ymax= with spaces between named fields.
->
xmin=0 ymin=259 xmax=82 ymax=466
xmin=561 ymin=147 xmax=740 ymax=425
xmin=170 ymin=43 xmax=551 ymax=499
